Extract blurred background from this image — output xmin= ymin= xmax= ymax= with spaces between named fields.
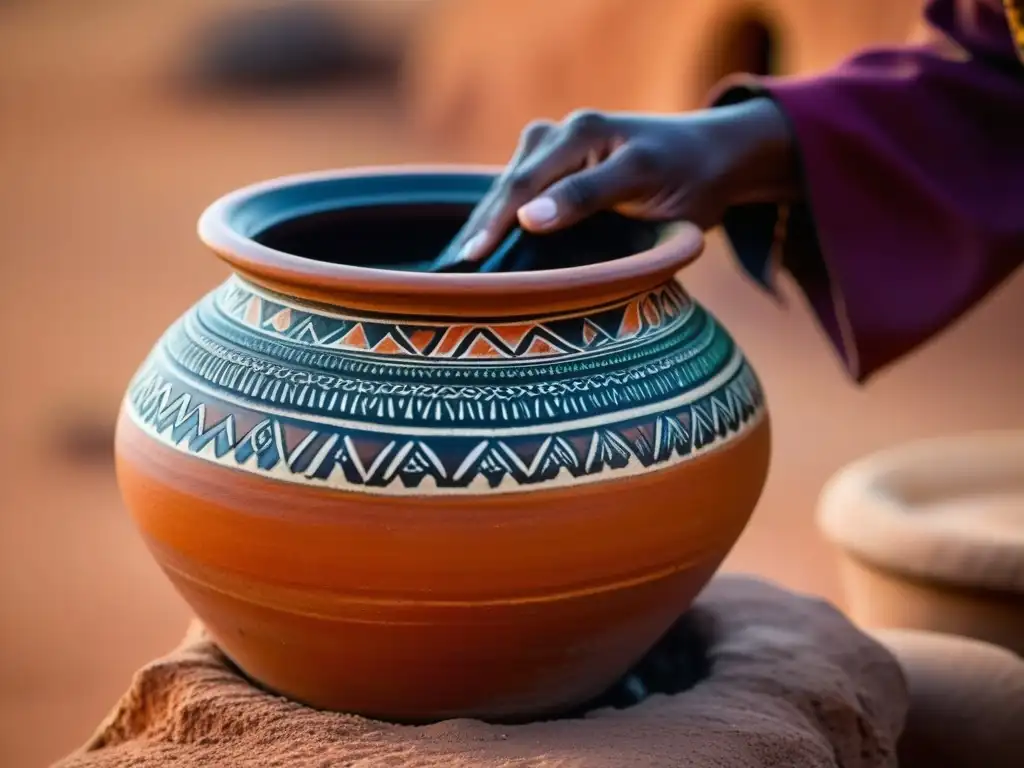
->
xmin=1 ymin=0 xmax=1021 ymax=765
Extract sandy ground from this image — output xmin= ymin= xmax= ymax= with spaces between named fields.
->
xmin=1 ymin=2 xmax=1022 ymax=766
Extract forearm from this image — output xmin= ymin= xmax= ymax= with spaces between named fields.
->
xmin=706 ymin=0 xmax=1024 ymax=382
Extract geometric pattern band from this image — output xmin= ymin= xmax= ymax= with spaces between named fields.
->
xmin=123 ymin=276 xmax=767 ymax=495
xmin=125 ymin=356 xmax=764 ymax=496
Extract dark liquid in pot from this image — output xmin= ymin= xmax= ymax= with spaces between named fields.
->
xmin=255 ymin=203 xmax=663 ymax=273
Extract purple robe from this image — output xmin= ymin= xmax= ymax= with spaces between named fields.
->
xmin=711 ymin=0 xmax=1024 ymax=382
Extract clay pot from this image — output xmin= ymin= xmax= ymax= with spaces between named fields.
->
xmin=818 ymin=433 xmax=1024 ymax=655
xmin=114 ymin=167 xmax=771 ymax=722
xmin=872 ymin=629 xmax=1024 ymax=768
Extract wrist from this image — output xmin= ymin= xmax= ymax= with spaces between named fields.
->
xmin=705 ymin=97 xmax=801 ymax=207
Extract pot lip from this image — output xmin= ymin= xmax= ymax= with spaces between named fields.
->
xmin=817 ymin=431 xmax=1024 ymax=594
xmin=197 ymin=165 xmax=704 ymax=302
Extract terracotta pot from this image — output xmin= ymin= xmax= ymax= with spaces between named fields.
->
xmin=818 ymin=433 xmax=1024 ymax=655
xmin=114 ymin=167 xmax=771 ymax=722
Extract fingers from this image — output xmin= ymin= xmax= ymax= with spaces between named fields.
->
xmin=518 ymin=142 xmax=653 ymax=231
xmin=456 ymin=110 xmax=615 ymax=263
xmin=441 ymin=119 xmax=555 ymax=265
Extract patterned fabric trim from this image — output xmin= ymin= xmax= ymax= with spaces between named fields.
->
xmin=1006 ymin=0 xmax=1024 ymax=63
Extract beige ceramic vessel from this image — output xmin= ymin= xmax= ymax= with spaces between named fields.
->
xmin=873 ymin=628 xmax=1024 ymax=768
xmin=818 ymin=432 xmax=1024 ymax=655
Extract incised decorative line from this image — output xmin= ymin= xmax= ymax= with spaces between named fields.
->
xmin=124 ymin=360 xmax=765 ymax=497
xmin=215 ymin=277 xmax=695 ymax=362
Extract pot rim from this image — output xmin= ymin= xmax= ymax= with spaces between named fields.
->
xmin=197 ymin=165 xmax=704 ymax=310
xmin=817 ymin=430 xmax=1024 ymax=594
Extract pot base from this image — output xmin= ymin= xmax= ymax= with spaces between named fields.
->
xmin=214 ymin=602 xmax=712 ymax=724
xmin=159 ymin=549 xmax=723 ymax=722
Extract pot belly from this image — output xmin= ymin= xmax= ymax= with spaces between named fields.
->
xmin=116 ymin=411 xmax=768 ymax=720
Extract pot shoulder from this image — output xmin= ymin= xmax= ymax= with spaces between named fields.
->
xmin=116 ymin=275 xmax=768 ymax=497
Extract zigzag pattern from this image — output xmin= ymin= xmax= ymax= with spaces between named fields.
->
xmin=126 ymin=363 xmax=764 ymax=495
xmin=216 ymin=277 xmax=691 ymax=360
xmin=168 ymin=312 xmax=731 ymax=428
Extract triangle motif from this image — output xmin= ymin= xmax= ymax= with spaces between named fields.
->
xmin=490 ymin=323 xmax=535 ymax=349
xmin=269 ymin=308 xmax=292 ymax=332
xmin=617 ymin=301 xmax=643 ymax=338
xmin=641 ymin=296 xmax=661 ymax=328
xmin=337 ymin=323 xmax=369 ymax=350
xmin=434 ymin=325 xmax=473 ymax=357
xmin=523 ymin=336 xmax=561 ymax=357
xmin=372 ymin=334 xmax=405 ymax=355
xmin=464 ymin=334 xmax=507 ymax=359
xmin=400 ymin=327 xmax=439 ymax=354
xmin=581 ymin=319 xmax=613 ymax=348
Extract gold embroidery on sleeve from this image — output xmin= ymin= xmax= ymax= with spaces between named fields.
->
xmin=1005 ymin=0 xmax=1024 ymax=63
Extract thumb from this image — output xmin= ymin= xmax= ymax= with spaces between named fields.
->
xmin=517 ymin=147 xmax=645 ymax=232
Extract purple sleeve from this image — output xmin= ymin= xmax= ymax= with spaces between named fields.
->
xmin=711 ymin=0 xmax=1024 ymax=383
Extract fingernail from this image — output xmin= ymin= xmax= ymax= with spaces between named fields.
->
xmin=518 ymin=197 xmax=558 ymax=228
xmin=458 ymin=231 xmax=488 ymax=262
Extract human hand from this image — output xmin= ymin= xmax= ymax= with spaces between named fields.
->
xmin=448 ymin=98 xmax=797 ymax=264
